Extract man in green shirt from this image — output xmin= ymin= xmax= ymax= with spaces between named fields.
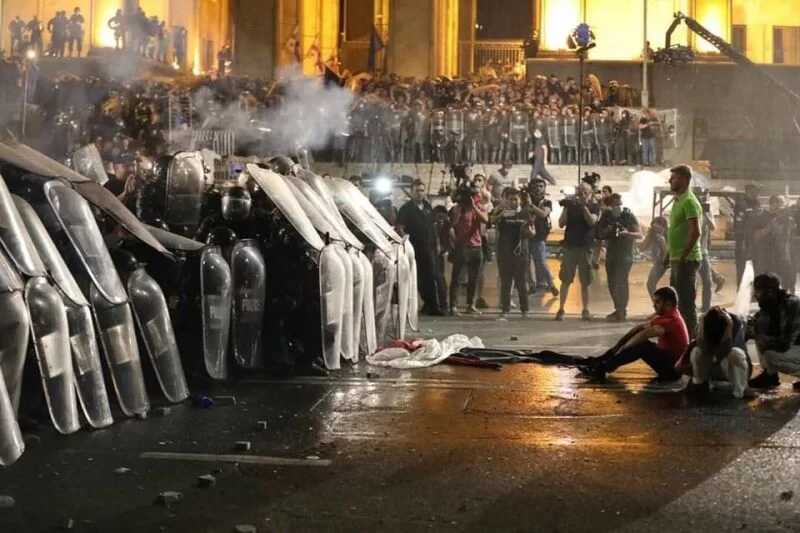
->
xmin=668 ymin=164 xmax=702 ymax=337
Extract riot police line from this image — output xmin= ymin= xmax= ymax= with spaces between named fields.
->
xmin=0 ymin=142 xmax=418 ymax=467
xmin=334 ymin=99 xmax=671 ymax=167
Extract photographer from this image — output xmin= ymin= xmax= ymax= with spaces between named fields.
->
xmin=555 ymin=181 xmax=600 ymax=321
xmin=595 ymin=193 xmax=641 ymax=321
xmin=449 ymin=177 xmax=489 ymax=315
xmin=527 ymin=177 xmax=558 ymax=296
xmin=491 ymin=188 xmax=534 ymax=318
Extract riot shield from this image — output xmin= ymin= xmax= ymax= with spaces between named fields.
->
xmin=349 ymin=249 xmax=365 ymax=362
xmin=329 ymin=178 xmax=403 ymax=244
xmin=200 ymin=246 xmax=232 ymax=380
xmin=14 ymin=195 xmax=113 ymax=428
xmin=283 ymin=177 xmax=341 ymax=241
xmin=164 ymin=152 xmax=206 ymax=229
xmin=319 ymin=245 xmax=345 ymax=370
xmin=45 ymin=182 xmax=128 ymax=306
xmin=13 ymin=196 xmax=86 ymax=306
xmin=295 ymin=170 xmax=365 ymax=250
xmin=25 ymin=278 xmax=79 ymax=435
xmin=127 ymin=269 xmax=189 ymax=403
xmin=373 ymin=249 xmax=396 ymax=344
xmin=66 ymin=305 xmax=113 ymax=428
xmin=358 ymin=252 xmax=377 ymax=356
xmin=324 ymin=181 xmax=394 ymax=255
xmin=246 ymin=165 xmax=325 ymax=251
xmin=333 ymin=246 xmax=355 ymax=362
xmin=72 ymin=144 xmax=109 ymax=186
xmin=143 ymin=224 xmax=205 ymax=253
xmin=0 ymin=249 xmax=28 ymax=412
xmin=230 ymin=240 xmax=267 ymax=370
xmin=91 ymin=288 xmax=150 ymax=418
xmin=404 ymin=239 xmax=419 ymax=332
xmin=395 ymin=243 xmax=409 ymax=340
xmin=0 ymin=176 xmax=47 ymax=277
xmin=0 ymin=365 xmax=24 ymax=466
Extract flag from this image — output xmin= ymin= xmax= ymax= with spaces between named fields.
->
xmin=367 ymin=26 xmax=385 ymax=72
xmin=305 ymin=34 xmax=324 ymax=73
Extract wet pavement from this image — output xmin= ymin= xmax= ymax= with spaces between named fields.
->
xmin=4 ymin=260 xmax=800 ymax=532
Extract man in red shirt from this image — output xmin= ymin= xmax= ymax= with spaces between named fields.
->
xmin=577 ymin=286 xmax=687 ymax=381
xmin=449 ymin=181 xmax=489 ymax=315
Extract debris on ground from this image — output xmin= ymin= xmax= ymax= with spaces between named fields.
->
xmin=154 ymin=407 xmax=171 ymax=417
xmin=0 ymin=495 xmax=15 ymax=508
xmin=214 ymin=396 xmax=238 ymax=406
xmin=197 ymin=474 xmax=217 ymax=488
xmin=233 ymin=525 xmax=257 ymax=533
xmin=113 ymin=467 xmax=131 ymax=475
xmin=780 ymin=490 xmax=794 ymax=501
xmin=235 ymin=441 xmax=252 ymax=452
xmin=256 ymin=421 xmax=268 ymax=431
xmin=367 ymin=334 xmax=484 ymax=369
xmin=60 ymin=518 xmax=75 ymax=530
xmin=510 ymin=336 xmax=519 ymax=341
xmin=155 ymin=491 xmax=184 ymax=506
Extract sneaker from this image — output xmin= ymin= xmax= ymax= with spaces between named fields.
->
xmin=555 ymin=309 xmax=565 ymax=321
xmin=714 ymin=275 xmax=726 ymax=294
xmin=449 ymin=307 xmax=461 ymax=317
xmin=749 ymin=371 xmax=780 ymax=389
xmin=498 ymin=312 xmax=508 ymax=321
xmin=475 ymin=298 xmax=489 ymax=310
xmin=521 ymin=311 xmax=529 ymax=319
xmin=550 ymin=286 xmax=560 ymax=297
xmin=466 ymin=305 xmax=482 ymax=315
xmin=605 ymin=311 xmax=621 ymax=322
xmin=510 ymin=301 xmax=518 ymax=309
xmin=581 ymin=309 xmax=593 ymax=321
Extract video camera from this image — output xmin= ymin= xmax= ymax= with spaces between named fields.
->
xmin=451 ymin=164 xmax=479 ymax=204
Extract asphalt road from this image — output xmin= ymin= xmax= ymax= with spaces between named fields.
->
xmin=3 ymin=308 xmax=800 ymax=533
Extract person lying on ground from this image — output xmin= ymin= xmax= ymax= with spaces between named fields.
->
xmin=747 ymin=273 xmax=800 ymax=391
xmin=533 ymin=286 xmax=688 ymax=382
xmin=678 ymin=306 xmax=752 ymax=399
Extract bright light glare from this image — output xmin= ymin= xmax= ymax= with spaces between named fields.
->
xmin=25 ymin=49 xmax=37 ymax=60
xmin=373 ymin=176 xmax=393 ymax=195
xmin=544 ymin=0 xmax=579 ymax=50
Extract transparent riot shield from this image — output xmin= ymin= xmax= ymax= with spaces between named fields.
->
xmin=0 ymin=249 xmax=28 ymax=412
xmin=72 ymin=144 xmax=109 ymax=186
xmin=395 ymin=243 xmax=410 ymax=340
xmin=358 ymin=252 xmax=377 ymax=356
xmin=91 ymin=288 xmax=149 ymax=418
xmin=164 ymin=152 xmax=206 ymax=229
xmin=127 ymin=269 xmax=189 ymax=403
xmin=288 ymin=175 xmax=364 ymax=251
xmin=333 ymin=246 xmax=355 ymax=362
xmin=319 ymin=245 xmax=345 ymax=370
xmin=329 ymin=178 xmax=403 ymax=243
xmin=230 ymin=240 xmax=267 ymax=370
xmin=13 ymin=196 xmax=113 ymax=428
xmin=404 ymin=239 xmax=419 ymax=332
xmin=25 ymin=278 xmax=79 ymax=435
xmin=0 ymin=175 xmax=47 ymax=277
xmin=66 ymin=305 xmax=113 ymax=428
xmin=200 ymin=246 xmax=232 ymax=380
xmin=0 ymin=365 xmax=23 ymax=466
xmin=373 ymin=249 xmax=396 ymax=345
xmin=349 ymin=249 xmax=364 ymax=362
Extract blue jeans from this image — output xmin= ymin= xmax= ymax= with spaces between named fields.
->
xmin=641 ymin=138 xmax=656 ymax=166
xmin=530 ymin=239 xmax=554 ymax=288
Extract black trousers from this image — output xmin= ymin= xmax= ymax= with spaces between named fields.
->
xmin=498 ymin=252 xmax=529 ymax=313
xmin=450 ymin=245 xmax=483 ymax=309
xmin=417 ymin=249 xmax=444 ymax=312
xmin=606 ymin=254 xmax=633 ymax=315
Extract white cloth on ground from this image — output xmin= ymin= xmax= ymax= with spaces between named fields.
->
xmin=366 ymin=334 xmax=484 ymax=369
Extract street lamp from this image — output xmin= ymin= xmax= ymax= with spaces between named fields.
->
xmin=21 ymin=48 xmax=38 ymax=139
xmin=567 ymin=23 xmax=596 ymax=184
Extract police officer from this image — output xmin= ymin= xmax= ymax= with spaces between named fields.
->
xmin=595 ymin=193 xmax=641 ymax=321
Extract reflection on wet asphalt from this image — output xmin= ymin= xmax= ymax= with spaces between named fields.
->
xmin=3 ymin=261 xmax=799 ymax=532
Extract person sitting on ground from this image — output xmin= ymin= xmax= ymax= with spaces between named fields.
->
xmin=680 ymin=306 xmax=752 ymax=399
xmin=747 ymin=273 xmax=800 ymax=390
xmin=536 ymin=287 xmax=687 ymax=382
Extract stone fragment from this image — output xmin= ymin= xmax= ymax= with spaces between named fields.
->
xmin=0 ymin=495 xmax=15 ymax=508
xmin=197 ymin=474 xmax=217 ymax=488
xmin=155 ymin=491 xmax=184 ymax=506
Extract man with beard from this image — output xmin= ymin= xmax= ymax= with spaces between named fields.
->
xmin=748 ymin=273 xmax=800 ymax=390
xmin=667 ymin=165 xmax=702 ymax=337
xmin=397 ymin=180 xmax=445 ymax=315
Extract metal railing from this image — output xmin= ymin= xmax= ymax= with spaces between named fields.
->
xmin=460 ymin=40 xmax=524 ymax=73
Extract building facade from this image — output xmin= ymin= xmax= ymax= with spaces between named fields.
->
xmin=0 ymin=0 xmax=230 ymax=74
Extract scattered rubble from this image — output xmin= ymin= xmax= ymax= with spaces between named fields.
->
xmin=197 ymin=475 xmax=217 ymax=488
xmin=155 ymin=491 xmax=184 ymax=506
